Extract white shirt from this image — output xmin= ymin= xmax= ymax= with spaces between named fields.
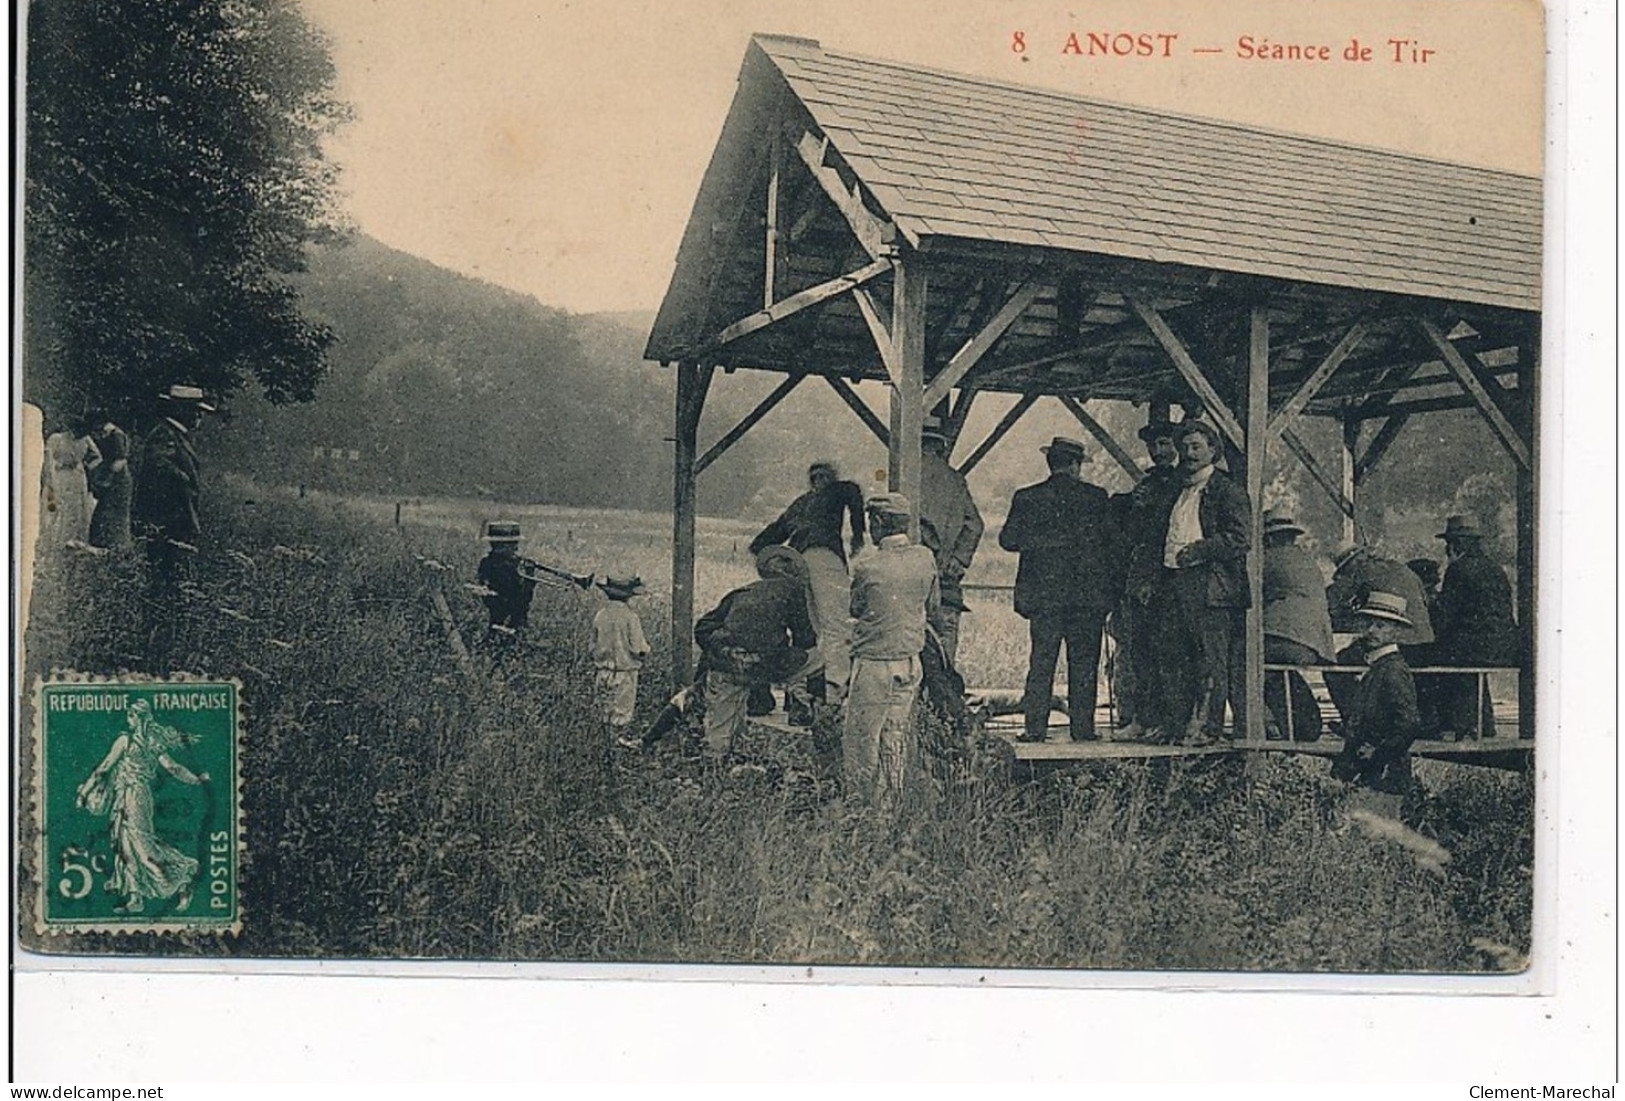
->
xmin=1163 ymin=464 xmax=1214 ymax=567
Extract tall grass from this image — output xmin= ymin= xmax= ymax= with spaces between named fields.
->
xmin=20 ymin=482 xmax=1532 ymax=971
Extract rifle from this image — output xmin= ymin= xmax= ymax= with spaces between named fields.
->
xmin=515 ymin=556 xmax=595 ymax=591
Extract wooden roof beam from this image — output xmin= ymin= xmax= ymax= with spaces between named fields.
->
xmin=923 ymin=281 xmax=1045 ymax=409
xmin=1129 ymin=298 xmax=1245 ymax=449
xmin=1354 ymin=413 xmax=1410 ymax=484
xmin=791 ymin=126 xmax=900 ymax=261
xmin=695 ymin=372 xmax=804 ymax=474
xmin=958 ymin=393 xmax=1039 ymax=475
xmin=1280 ymin=427 xmax=1356 ymax=522
xmin=1266 ymin=320 xmax=1369 ymax=443
xmin=702 ymin=256 xmax=894 ymax=356
xmin=823 ymin=375 xmax=889 ymax=446
xmin=852 ymin=286 xmax=897 ymax=385
xmin=1414 ymin=316 xmax=1531 ymax=469
xmin=1057 ymin=395 xmax=1144 ymax=484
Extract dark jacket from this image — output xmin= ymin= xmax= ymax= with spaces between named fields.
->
xmin=694 ymin=576 xmax=818 ymax=681
xmin=1263 ymin=542 xmax=1335 ymax=660
xmin=1331 ymin=649 xmax=1422 ymax=793
xmin=131 ymin=419 xmax=201 ymax=542
xmin=1147 ymin=466 xmax=1252 ymax=608
xmin=998 ymin=473 xmax=1121 ymax=618
xmin=1434 ymin=546 xmax=1518 ymax=665
xmin=477 ymin=552 xmax=537 ymax=629
xmin=749 ymin=480 xmax=866 ymax=565
xmin=1116 ymin=464 xmax=1185 ymax=599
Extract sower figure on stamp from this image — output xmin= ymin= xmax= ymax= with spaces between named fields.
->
xmin=1144 ymin=420 xmax=1252 ymax=746
xmin=75 ymin=699 xmax=209 ymax=915
xmin=1431 ymin=514 xmax=1518 ymax=740
xmin=748 ymin=460 xmax=866 ymax=713
xmin=843 ymin=493 xmax=939 ymax=810
xmin=1108 ymin=416 xmax=1185 ymax=740
xmin=999 ymin=436 xmax=1121 ymax=744
xmin=917 ymin=417 xmax=983 ymax=667
xmin=1260 ymin=510 xmax=1335 ymax=741
xmin=696 ymin=546 xmax=821 ymax=761
xmin=1330 ymin=591 xmax=1424 ymax=821
xmin=131 ymin=385 xmax=214 ymax=671
xmin=476 ymin=520 xmax=538 ymax=640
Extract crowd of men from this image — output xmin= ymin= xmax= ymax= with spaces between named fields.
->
xmin=683 ymin=410 xmax=1521 ymax=806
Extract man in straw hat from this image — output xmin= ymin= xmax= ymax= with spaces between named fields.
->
xmin=917 ymin=416 xmax=983 ymax=665
xmin=1142 ymin=419 xmax=1252 ymax=745
xmin=749 ymin=460 xmax=867 ymax=708
xmin=843 ymin=493 xmax=938 ymax=808
xmin=476 ymin=520 xmax=538 ymax=634
xmin=1260 ymin=509 xmax=1335 ymax=740
xmin=132 ymin=384 xmax=216 ymax=669
xmin=999 ymin=436 xmax=1122 ymax=743
xmin=1330 ymin=590 xmax=1424 ymax=817
xmin=1432 ymin=513 xmax=1517 ymax=740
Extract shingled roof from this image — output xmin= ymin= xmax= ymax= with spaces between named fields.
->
xmin=779 ymin=36 xmax=1537 ymax=308
xmin=647 ymin=35 xmax=1541 ymax=405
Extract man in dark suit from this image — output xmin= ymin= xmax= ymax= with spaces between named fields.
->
xmin=1432 ymin=514 xmax=1518 ymax=739
xmin=999 ymin=436 xmax=1121 ymax=743
xmin=131 ymin=384 xmax=214 ymax=671
xmin=1144 ymin=420 xmax=1252 ymax=745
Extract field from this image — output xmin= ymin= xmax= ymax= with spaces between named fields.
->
xmin=20 ymin=480 xmax=1533 ymax=971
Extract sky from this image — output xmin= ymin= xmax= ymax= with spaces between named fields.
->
xmin=296 ymin=0 xmax=1546 ymax=315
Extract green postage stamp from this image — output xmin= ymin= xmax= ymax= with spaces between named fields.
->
xmin=30 ymin=676 xmax=243 ymax=935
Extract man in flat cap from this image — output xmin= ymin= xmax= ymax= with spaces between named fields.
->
xmin=843 ymin=492 xmax=938 ymax=809
xmin=999 ymin=436 xmax=1121 ymax=743
xmin=1143 ymin=419 xmax=1252 ymax=745
xmin=917 ymin=416 xmax=984 ymax=665
xmin=1432 ymin=514 xmax=1518 ymax=739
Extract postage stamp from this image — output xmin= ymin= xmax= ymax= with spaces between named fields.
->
xmin=30 ymin=675 xmax=243 ymax=936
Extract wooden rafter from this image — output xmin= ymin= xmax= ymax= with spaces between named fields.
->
xmin=1414 ymin=316 xmax=1531 ymax=469
xmin=1266 ymin=320 xmax=1368 ymax=441
xmin=852 ymin=286 xmax=897 ymax=384
xmin=959 ymin=394 xmax=1037 ymax=475
xmin=704 ymin=257 xmax=893 ymax=354
xmin=824 ymin=376 xmax=889 ymax=446
xmin=792 ymin=127 xmax=896 ymax=260
xmin=763 ymin=131 xmax=788 ymax=309
xmin=922 ymin=281 xmax=1044 ymax=409
xmin=1129 ymin=298 xmax=1244 ymax=448
xmin=1280 ymin=426 xmax=1356 ymax=521
xmin=1354 ymin=414 xmax=1410 ymax=484
xmin=965 ymin=312 xmax=1148 ymax=390
xmin=945 ymin=388 xmax=977 ymax=449
xmin=1056 ymin=395 xmax=1143 ymax=484
xmin=696 ymin=373 xmax=803 ymax=474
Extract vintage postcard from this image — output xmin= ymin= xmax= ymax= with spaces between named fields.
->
xmin=15 ymin=0 xmax=1554 ymax=998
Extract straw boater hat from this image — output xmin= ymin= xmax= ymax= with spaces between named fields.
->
xmin=1041 ymin=436 xmax=1088 ymax=462
xmin=1353 ymin=590 xmax=1413 ymax=627
xmin=598 ymin=575 xmax=646 ymax=598
xmin=484 ymin=520 xmax=523 ymax=544
xmin=1437 ymin=515 xmax=1484 ymax=541
xmin=159 ymin=384 xmax=216 ymax=413
xmin=1331 ymin=540 xmax=1365 ymax=570
xmin=1261 ymin=509 xmax=1306 ymax=538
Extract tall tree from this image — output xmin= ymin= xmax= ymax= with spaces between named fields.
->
xmin=24 ymin=0 xmax=349 ymax=421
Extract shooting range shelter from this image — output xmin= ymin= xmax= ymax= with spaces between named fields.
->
xmin=645 ymin=35 xmax=1540 ymax=750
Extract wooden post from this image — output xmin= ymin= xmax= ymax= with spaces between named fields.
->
xmin=889 ymin=256 xmax=927 ymax=536
xmin=671 ymin=361 xmax=710 ymax=685
xmin=1340 ymin=415 xmax=1359 ymax=544
xmin=1517 ymin=327 xmax=1538 ymax=740
xmin=1243 ymin=308 xmax=1269 ymax=742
